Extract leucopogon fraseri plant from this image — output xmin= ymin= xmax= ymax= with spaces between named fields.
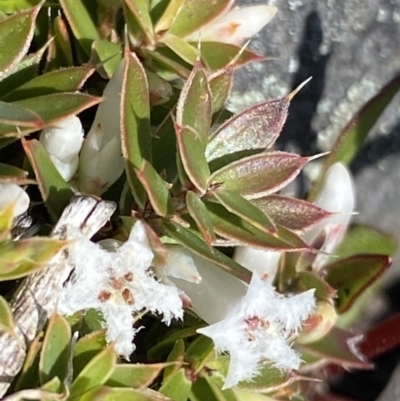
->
xmin=0 ymin=1 xmax=399 ymax=401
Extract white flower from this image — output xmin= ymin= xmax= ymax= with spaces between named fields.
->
xmin=0 ymin=183 xmax=30 ymax=217
xmin=186 ymin=6 xmax=277 ymax=45
xmin=39 ymin=115 xmax=84 ymax=182
xmin=58 ymin=221 xmax=183 ymax=358
xmin=78 ymin=61 xmax=125 ymax=195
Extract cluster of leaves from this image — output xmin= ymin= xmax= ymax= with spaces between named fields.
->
xmin=0 ymin=1 xmax=400 ymax=401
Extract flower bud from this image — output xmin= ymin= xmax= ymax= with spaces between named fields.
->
xmin=0 ymin=183 xmax=30 ymax=217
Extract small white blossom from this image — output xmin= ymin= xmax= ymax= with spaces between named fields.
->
xmin=198 ymin=273 xmax=315 ymax=389
xmin=58 ymin=221 xmax=183 ymax=358
xmin=0 ymin=183 xmax=30 ymax=217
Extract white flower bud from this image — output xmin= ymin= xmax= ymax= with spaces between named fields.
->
xmin=0 ymin=183 xmax=30 ymax=217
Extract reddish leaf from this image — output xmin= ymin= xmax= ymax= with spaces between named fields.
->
xmin=325 ymin=254 xmax=391 ymax=314
xmin=208 ymin=151 xmax=308 ymax=199
xmin=251 ymin=195 xmax=332 ymax=232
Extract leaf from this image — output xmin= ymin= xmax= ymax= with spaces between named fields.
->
xmin=164 ymin=339 xmax=185 ymax=381
xmin=135 ymin=160 xmax=173 ymax=217
xmin=49 ymin=15 xmax=73 ymax=69
xmin=208 ymin=152 xmax=308 ymax=199
xmin=162 ymin=220 xmax=250 ymax=282
xmin=0 ymin=295 xmax=15 ymax=334
xmin=198 ymin=42 xmax=264 ymax=71
xmin=251 ymin=195 xmax=332 ymax=232
xmin=69 ymin=345 xmax=116 ymax=398
xmin=121 ymin=52 xmax=151 ymax=209
xmin=309 ymin=72 xmax=400 ymax=200
xmin=159 ymin=368 xmax=192 ymax=401
xmin=2 ymin=66 xmax=94 ymax=102
xmin=91 ymin=40 xmax=122 ymax=79
xmin=78 ymin=386 xmax=169 ymax=401
xmin=325 ymin=254 xmax=391 ymax=314
xmin=204 ymin=201 xmax=311 ymax=252
xmin=155 ymin=0 xmax=185 ymax=33
xmin=185 ymin=335 xmax=215 ymax=373
xmin=160 ymin=33 xmax=198 ymax=65
xmin=0 ymin=93 xmax=101 ymax=137
xmin=22 ymin=139 xmax=75 ymax=219
xmin=298 ymin=271 xmax=336 ymax=301
xmin=0 ymin=0 xmax=41 ymax=13
xmin=167 ymin=0 xmax=232 ymax=38
xmin=107 ymin=363 xmax=171 ymax=389
xmin=186 ymin=191 xmax=216 ymax=244
xmin=145 ymin=47 xmax=191 ymax=79
xmin=0 ymin=237 xmax=67 ymax=281
xmin=0 ymin=203 xmax=14 ymax=242
xmin=0 ymin=163 xmax=29 ymax=184
xmin=0 ymin=100 xmax=43 ymax=127
xmin=0 ymin=7 xmax=38 ymax=80
xmin=213 ymin=189 xmax=276 ymax=235
xmin=73 ymin=330 xmax=107 ymax=379
xmin=39 ymin=313 xmax=71 ymax=386
xmin=59 ymin=0 xmax=101 ymax=56
xmin=209 ymin=67 xmax=233 ymax=113
xmin=123 ymin=0 xmax=154 ymax=45
xmin=206 ymin=99 xmax=290 ymax=162
xmin=335 ymin=225 xmax=397 ymax=258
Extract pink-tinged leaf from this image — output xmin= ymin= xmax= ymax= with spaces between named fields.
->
xmin=22 ymin=139 xmax=75 ymax=219
xmin=121 ymin=52 xmax=151 ymax=210
xmin=2 ymin=66 xmax=94 ymax=102
xmin=196 ymin=41 xmax=264 ymax=71
xmin=0 ymin=101 xmax=43 ymax=128
xmin=59 ymin=0 xmax=101 ymax=56
xmin=213 ymin=188 xmax=276 ymax=235
xmin=0 ymin=93 xmax=101 ymax=137
xmin=298 ymin=271 xmax=336 ymax=301
xmin=49 ymin=15 xmax=74 ymax=69
xmin=175 ymin=125 xmax=210 ymax=193
xmin=155 ymin=0 xmax=185 ymax=33
xmin=206 ymin=99 xmax=290 ymax=162
xmin=208 ymin=152 xmax=308 ymax=200
xmin=251 ymin=195 xmax=332 ymax=232
xmin=162 ymin=220 xmax=250 ymax=282
xmin=296 ymin=327 xmax=373 ymax=370
xmin=159 ymin=368 xmax=192 ymax=401
xmin=186 ymin=191 xmax=215 ymax=244
xmin=167 ymin=0 xmax=233 ymax=38
xmin=208 ymin=66 xmax=233 ymax=113
xmin=325 ymin=254 xmax=391 ymax=314
xmin=135 ymin=160 xmax=173 ymax=217
xmin=186 ymin=6 xmax=277 ymax=46
xmin=123 ymin=0 xmax=154 ymax=45
xmin=159 ymin=33 xmax=198 ymax=65
xmin=177 ymin=60 xmax=212 ymax=145
xmin=205 ymin=201 xmax=311 ymax=252
xmin=309 ymin=72 xmax=400 ymax=201
xmin=0 ymin=7 xmax=39 ymax=80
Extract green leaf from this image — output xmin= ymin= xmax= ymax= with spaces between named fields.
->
xmin=121 ymin=52 xmax=151 ymax=209
xmin=162 ymin=220 xmax=250 ymax=282
xmin=206 ymin=99 xmax=290 ymax=162
xmin=335 ymin=225 xmax=397 ymax=258
xmin=0 ymin=295 xmax=14 ymax=334
xmin=0 ymin=93 xmax=101 ymax=137
xmin=59 ymin=0 xmax=101 ymax=56
xmin=39 ymin=313 xmax=71 ymax=386
xmin=40 ymin=376 xmax=66 ymax=394
xmin=0 ymin=237 xmax=67 ymax=280
xmin=0 ymin=0 xmax=41 ymax=13
xmin=123 ymin=0 xmax=154 ymax=45
xmin=77 ymin=386 xmax=167 ymax=401
xmin=309 ymin=72 xmax=400 ymax=200
xmin=208 ymin=152 xmax=308 ymax=199
xmin=160 ymin=33 xmax=198 ymax=65
xmin=48 ymin=15 xmax=74 ymax=69
xmin=205 ymin=201 xmax=310 ymax=252
xmin=298 ymin=271 xmax=336 ymax=301
xmin=0 ymin=203 xmax=14 ymax=242
xmin=251 ymin=195 xmax=331 ymax=232
xmin=185 ymin=335 xmax=215 ymax=373
xmin=22 ymin=139 xmax=75 ymax=219
xmin=186 ymin=191 xmax=216 ymax=244
xmin=209 ymin=67 xmax=233 ymax=113
xmin=135 ymin=160 xmax=173 ymax=217
xmin=213 ymin=189 xmax=276 ymax=235
xmin=2 ymin=66 xmax=94 ymax=102
xmin=73 ymin=331 xmax=107 ymax=379
xmin=107 ymin=363 xmax=170 ymax=389
xmin=0 ymin=163 xmax=29 ymax=184
xmin=198 ymin=42 xmax=264 ymax=71
xmin=155 ymin=0 xmax=185 ymax=33
xmin=69 ymin=345 xmax=116 ymax=398
xmin=159 ymin=368 xmax=191 ymax=401
xmin=145 ymin=47 xmax=191 ymax=79
xmin=176 ymin=125 xmax=210 ymax=193
xmin=325 ymin=254 xmax=391 ymax=314
xmin=167 ymin=0 xmax=232 ymax=38
xmin=0 ymin=7 xmax=39 ymax=80
xmin=91 ymin=40 xmax=122 ymax=79
xmin=0 ymin=100 xmax=43 ymax=127
xmin=164 ymin=339 xmax=185 ymax=381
